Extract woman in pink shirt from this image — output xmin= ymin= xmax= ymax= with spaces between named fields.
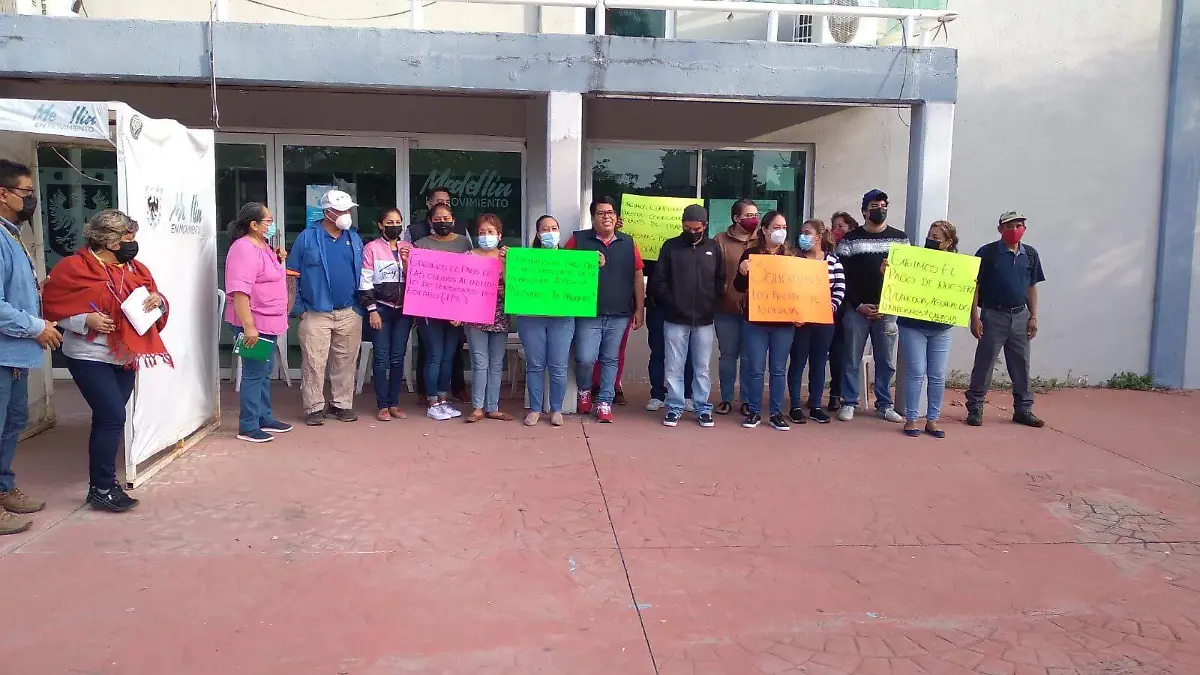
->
xmin=224 ymin=202 xmax=292 ymax=443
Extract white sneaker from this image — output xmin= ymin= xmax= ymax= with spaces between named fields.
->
xmin=645 ymin=398 xmax=665 ymax=412
xmin=878 ymin=407 xmax=904 ymax=423
xmin=684 ymin=399 xmax=695 ymax=413
xmin=440 ymin=402 xmax=463 ymax=418
xmin=837 ymin=405 xmax=856 ymax=422
xmin=426 ymin=404 xmax=452 ymax=421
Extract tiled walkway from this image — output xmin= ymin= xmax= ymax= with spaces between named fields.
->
xmin=3 ymin=384 xmax=1199 ymax=674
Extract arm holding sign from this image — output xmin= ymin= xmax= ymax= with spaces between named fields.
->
xmin=733 ymin=250 xmax=751 ymax=293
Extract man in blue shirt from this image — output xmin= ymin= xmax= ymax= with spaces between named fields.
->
xmin=966 ymin=211 xmax=1047 ymax=428
xmin=0 ymin=159 xmax=61 ymax=535
xmin=287 ymin=189 xmax=364 ymax=427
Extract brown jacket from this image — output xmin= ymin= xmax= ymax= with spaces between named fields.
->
xmin=714 ymin=225 xmax=758 ymax=314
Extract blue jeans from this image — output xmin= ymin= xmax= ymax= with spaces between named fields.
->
xmin=232 ymin=328 xmax=279 ymax=434
xmin=574 ymin=315 xmax=631 ymax=404
xmin=371 ymin=306 xmax=412 ymax=410
xmin=713 ymin=312 xmax=744 ymax=404
xmin=841 ymin=310 xmax=898 ymax=411
xmin=467 ymin=328 xmax=507 ymax=412
xmin=742 ymin=321 xmax=795 ymax=416
xmin=517 ymin=316 xmax=574 ymax=413
xmin=788 ymin=323 xmax=836 ymax=409
xmin=417 ymin=319 xmax=463 ymax=401
xmin=899 ymin=323 xmax=952 ymax=422
xmin=0 ymin=369 xmax=29 ymax=492
xmin=65 ymin=357 xmax=135 ymax=489
xmin=664 ymin=322 xmax=714 ymax=416
xmin=648 ymin=305 xmax=691 ymax=401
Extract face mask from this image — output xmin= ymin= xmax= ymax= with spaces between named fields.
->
xmin=263 ymin=223 xmax=277 ymax=241
xmin=796 ymin=234 xmax=814 ymax=251
xmin=767 ymin=229 xmax=788 ymax=246
xmin=478 ymin=234 xmax=500 ymax=250
xmin=539 ymin=231 xmax=560 ymax=248
xmin=113 ymin=240 xmax=139 ymax=264
xmin=867 ymin=207 xmax=888 ymax=225
xmin=16 ymin=194 xmax=37 ymax=222
xmin=832 ymin=229 xmax=847 ymax=244
xmin=686 ymin=230 xmax=706 ymax=245
xmin=1001 ymin=227 xmax=1025 ymax=246
xmin=334 ymin=213 xmax=353 ymax=230
xmin=432 ymin=221 xmax=454 ymax=237
xmin=924 ymin=238 xmax=941 ymax=250
xmin=738 ymin=216 xmax=759 ymax=233
xmin=381 ymin=225 xmax=403 ymax=241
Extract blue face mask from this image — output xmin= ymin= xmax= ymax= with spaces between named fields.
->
xmin=478 ymin=234 xmax=500 ymax=250
xmin=539 ymin=231 xmax=560 ymax=248
xmin=796 ymin=233 xmax=814 ymax=251
xmin=264 ymin=222 xmax=277 ymax=241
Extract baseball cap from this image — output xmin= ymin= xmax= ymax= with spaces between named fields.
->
xmin=862 ymin=189 xmax=889 ymax=210
xmin=682 ymin=204 xmax=708 ymax=223
xmin=998 ymin=211 xmax=1027 ymax=225
xmin=319 ymin=189 xmax=357 ymax=212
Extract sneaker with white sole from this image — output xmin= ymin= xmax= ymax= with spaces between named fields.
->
xmin=236 ymin=429 xmax=274 ymax=444
xmin=663 ymin=411 xmax=681 ymax=427
xmin=440 ymin=402 xmax=463 ymax=418
xmin=684 ymin=399 xmax=695 ymax=413
xmin=877 ymin=407 xmax=904 ymax=423
xmin=426 ymin=404 xmax=453 ymax=421
xmin=645 ymin=398 xmax=665 ymax=412
xmin=837 ymin=405 xmax=856 ymax=422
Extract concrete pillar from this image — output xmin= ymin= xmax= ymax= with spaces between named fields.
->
xmin=523 ymin=92 xmax=585 ymax=414
xmin=896 ymin=101 xmax=955 ymax=416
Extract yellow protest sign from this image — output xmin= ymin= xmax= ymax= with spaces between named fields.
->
xmin=747 ymin=255 xmax=833 ymax=324
xmin=879 ymin=245 xmax=981 ymax=327
xmin=619 ymin=194 xmax=703 ymax=260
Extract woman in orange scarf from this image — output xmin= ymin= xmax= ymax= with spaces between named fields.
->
xmin=41 ymin=209 xmax=170 ymax=513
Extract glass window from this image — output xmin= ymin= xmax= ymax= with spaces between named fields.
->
xmin=587 ymin=9 xmax=666 ymax=37
xmin=409 ymin=149 xmax=523 ymax=248
xmin=216 ymin=143 xmax=270 ymax=370
xmin=701 ymin=149 xmax=807 ymax=240
xmin=591 ymin=148 xmax=699 ymax=219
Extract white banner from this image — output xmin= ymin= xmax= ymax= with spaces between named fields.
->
xmin=0 ymin=99 xmax=108 ymax=140
xmin=115 ymin=104 xmax=218 ymax=469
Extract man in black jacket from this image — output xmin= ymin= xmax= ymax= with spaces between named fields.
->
xmin=649 ymin=205 xmax=724 ymax=428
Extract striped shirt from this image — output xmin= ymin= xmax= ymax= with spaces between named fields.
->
xmin=824 ymin=253 xmax=847 ymax=313
xmin=835 ymin=225 xmax=908 ymax=309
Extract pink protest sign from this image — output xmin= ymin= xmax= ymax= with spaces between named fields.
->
xmin=402 ymin=248 xmax=501 ymax=324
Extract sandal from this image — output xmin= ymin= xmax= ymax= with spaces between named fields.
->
xmin=524 ymin=412 xmax=541 ymax=426
xmin=486 ymin=412 xmax=514 ymax=421
xmin=925 ymin=423 xmax=946 ymax=439
xmin=466 ymin=410 xmax=485 ymax=423
xmin=903 ymin=422 xmax=921 ymax=438
xmin=388 ymin=406 xmax=408 ymax=420
xmin=715 ymin=401 xmax=732 ymax=415
xmin=377 ymin=409 xmax=392 ymax=422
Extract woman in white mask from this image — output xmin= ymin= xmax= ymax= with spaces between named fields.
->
xmin=462 ymin=214 xmax=513 ymax=423
xmin=732 ymin=211 xmax=796 ymax=431
xmin=515 ymin=215 xmax=576 ymax=426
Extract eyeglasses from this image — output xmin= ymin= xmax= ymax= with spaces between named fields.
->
xmin=594 ymin=210 xmax=616 ymax=218
xmin=3 ymin=186 xmax=34 ymax=196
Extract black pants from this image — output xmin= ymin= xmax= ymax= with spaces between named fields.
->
xmin=413 ymin=331 xmax=466 ymax=398
xmin=66 ymin=357 xmax=135 ymax=489
xmin=827 ymin=307 xmax=847 ymax=400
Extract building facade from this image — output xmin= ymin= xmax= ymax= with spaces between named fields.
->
xmin=2 ymin=0 xmax=1198 ymax=389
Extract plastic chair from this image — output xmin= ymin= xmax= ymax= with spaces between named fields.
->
xmin=860 ymin=340 xmax=874 ymax=409
xmin=506 ymin=332 xmax=525 ymax=396
xmin=355 ymin=341 xmax=374 ymax=394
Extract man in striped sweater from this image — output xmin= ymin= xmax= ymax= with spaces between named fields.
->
xmin=833 ymin=189 xmax=908 ymax=423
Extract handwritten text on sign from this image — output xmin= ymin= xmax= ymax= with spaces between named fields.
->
xmin=619 ymin=194 xmax=704 ymax=261
xmin=878 ymin=245 xmax=981 ymax=327
xmin=748 ymin=255 xmax=833 ymax=324
xmin=402 ymin=247 xmax=501 ymax=324
xmin=504 ymin=247 xmax=599 ymax=318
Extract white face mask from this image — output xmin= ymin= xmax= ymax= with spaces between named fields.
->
xmin=539 ymin=231 xmax=560 ymax=248
xmin=478 ymin=234 xmax=500 ymax=250
xmin=768 ymin=229 xmax=788 ymax=246
xmin=334 ymin=213 xmax=353 ymax=230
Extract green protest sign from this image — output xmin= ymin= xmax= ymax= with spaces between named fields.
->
xmin=504 ymin=247 xmax=599 ymax=317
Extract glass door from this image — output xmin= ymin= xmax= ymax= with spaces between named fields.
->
xmin=408 ymin=139 xmax=525 ymax=247
xmin=701 ymin=148 xmax=809 ymax=240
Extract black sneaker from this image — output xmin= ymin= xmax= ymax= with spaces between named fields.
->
xmin=769 ymin=414 xmax=791 ymax=431
xmin=788 ymin=407 xmax=808 ymax=424
xmin=236 ymin=429 xmax=274 ymax=444
xmin=305 ymin=411 xmax=326 ymax=427
xmin=965 ymin=409 xmax=983 ymax=426
xmin=697 ymin=413 xmax=715 ymax=428
xmin=87 ymin=485 xmax=139 ymax=513
xmin=663 ymin=411 xmax=681 ymax=427
xmin=808 ymin=407 xmax=831 ymax=424
xmin=329 ymin=407 xmax=358 ymax=423
xmin=826 ymin=395 xmax=842 ymax=412
xmin=741 ymin=412 xmax=761 ymax=429
xmin=261 ymin=419 xmax=293 ymax=434
xmin=1013 ymin=410 xmax=1045 ymax=428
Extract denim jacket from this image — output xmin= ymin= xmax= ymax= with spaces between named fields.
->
xmin=0 ymin=218 xmax=47 ymax=369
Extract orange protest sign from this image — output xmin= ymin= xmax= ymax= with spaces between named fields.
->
xmin=747 ymin=255 xmax=833 ymax=324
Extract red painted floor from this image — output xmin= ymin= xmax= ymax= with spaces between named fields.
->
xmin=3 ymin=383 xmax=1200 ymax=674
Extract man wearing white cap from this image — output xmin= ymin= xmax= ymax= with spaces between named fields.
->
xmin=286 ymin=189 xmax=365 ymax=426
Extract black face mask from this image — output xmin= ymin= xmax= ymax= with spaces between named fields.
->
xmin=381 ymin=225 xmax=404 ymax=241
xmin=16 ymin=194 xmax=37 ymax=223
xmin=924 ymin=238 xmax=941 ymax=250
xmin=113 ymin=241 xmax=139 ymax=264
xmin=867 ymin=207 xmax=887 ymax=225
xmin=686 ymin=230 xmax=706 ymax=245
xmin=431 ymin=221 xmax=454 ymax=237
